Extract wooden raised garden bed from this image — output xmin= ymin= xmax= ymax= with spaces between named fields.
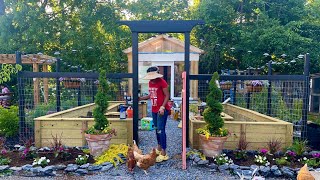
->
xmin=189 ymin=104 xmax=293 ymax=150
xmin=34 ymin=101 xmax=146 ymax=147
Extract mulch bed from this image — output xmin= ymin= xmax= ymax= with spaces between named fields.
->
xmin=2 ymin=148 xmax=95 ymax=167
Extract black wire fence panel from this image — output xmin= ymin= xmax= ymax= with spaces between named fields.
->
xmin=18 ymin=77 xmax=129 ymax=141
xmin=191 ymin=79 xmax=307 ymax=138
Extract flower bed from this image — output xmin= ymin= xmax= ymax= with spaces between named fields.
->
xmin=189 ymin=103 xmax=293 ymax=150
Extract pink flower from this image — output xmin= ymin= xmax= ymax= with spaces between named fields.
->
xmin=260 ymin=149 xmax=268 ymax=155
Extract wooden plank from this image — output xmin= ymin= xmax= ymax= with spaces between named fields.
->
xmin=40 ymin=129 xmax=83 ymax=139
xmin=246 ymin=134 xmax=286 ymax=143
xmin=33 ymin=63 xmax=40 ymax=106
xmin=42 ymin=64 xmax=49 ymax=104
xmin=35 ymin=121 xmax=41 ymax=147
xmin=244 ymin=124 xmax=287 ymax=134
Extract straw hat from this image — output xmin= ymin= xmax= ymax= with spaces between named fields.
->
xmin=142 ymin=71 xmax=163 ymax=80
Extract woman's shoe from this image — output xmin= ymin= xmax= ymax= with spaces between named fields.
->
xmin=156 ymin=149 xmax=161 ymax=155
xmin=156 ymin=154 xmax=169 ymax=162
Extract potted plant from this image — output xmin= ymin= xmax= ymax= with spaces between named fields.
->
xmin=59 ymin=77 xmax=86 ymax=88
xmin=245 ymin=80 xmax=263 ymax=92
xmin=84 ymin=70 xmax=116 ymax=157
xmin=220 ymin=81 xmax=232 ymax=90
xmin=196 ymin=72 xmax=228 ymax=157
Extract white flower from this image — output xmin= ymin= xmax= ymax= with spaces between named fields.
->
xmin=32 ymin=162 xmax=37 ymax=166
xmin=224 ymin=157 xmax=228 ymax=160
xmin=303 ymin=157 xmax=307 ymax=161
xmin=222 ymin=153 xmax=226 ymax=156
xmin=219 ymin=158 xmax=222 ymax=160
xmin=263 ymin=157 xmax=266 ymax=160
xmin=47 ymin=159 xmax=50 ymax=163
xmin=78 ymin=155 xmax=81 ymax=157
xmin=255 ymin=155 xmax=258 ymax=158
xmin=86 ymin=155 xmax=89 ymax=158
xmin=298 ymin=159 xmax=301 ymax=162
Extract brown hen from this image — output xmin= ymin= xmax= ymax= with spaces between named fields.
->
xmin=126 ymin=146 xmax=136 ymax=173
xmin=135 ymin=148 xmax=157 ymax=175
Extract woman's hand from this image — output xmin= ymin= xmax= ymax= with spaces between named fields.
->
xmin=159 ymin=106 xmax=165 ymax=115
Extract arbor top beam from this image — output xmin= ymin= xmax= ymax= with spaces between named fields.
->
xmin=119 ymin=20 xmax=205 ymax=33
xmin=0 ymin=54 xmax=55 ymax=64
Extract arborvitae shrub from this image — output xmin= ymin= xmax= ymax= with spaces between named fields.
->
xmin=93 ymin=70 xmax=110 ymax=131
xmin=203 ymin=72 xmax=224 ymax=135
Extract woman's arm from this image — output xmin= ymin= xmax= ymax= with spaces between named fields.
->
xmin=139 ymin=95 xmax=150 ymax=101
xmin=160 ymin=87 xmax=169 ymax=111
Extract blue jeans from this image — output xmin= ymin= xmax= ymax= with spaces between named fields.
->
xmin=152 ymin=110 xmax=168 ymax=150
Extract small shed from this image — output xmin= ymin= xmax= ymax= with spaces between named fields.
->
xmin=123 ymin=35 xmax=204 ymax=100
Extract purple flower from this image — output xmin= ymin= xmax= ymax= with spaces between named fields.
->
xmin=312 ymin=153 xmax=320 ymax=158
xmin=59 ymin=77 xmax=64 ymax=82
xmin=260 ymin=148 xmax=268 ymax=155
xmin=251 ymin=80 xmax=263 ymax=86
xmin=287 ymin=151 xmax=296 ymax=157
xmin=23 ymin=148 xmax=29 ymax=155
xmin=1 ymin=149 xmax=7 ymax=155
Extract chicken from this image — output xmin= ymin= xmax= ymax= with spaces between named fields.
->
xmin=135 ymin=148 xmax=157 ymax=175
xmin=132 ymin=140 xmax=143 ymax=155
xmin=126 ymin=146 xmax=136 ymax=173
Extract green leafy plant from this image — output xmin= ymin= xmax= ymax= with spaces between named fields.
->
xmin=301 ymin=157 xmax=320 ymax=168
xmin=275 ymin=157 xmax=290 ymax=166
xmin=85 ymin=70 xmax=116 ymax=135
xmin=0 ymin=106 xmax=19 ymax=137
xmin=234 ymin=150 xmax=248 ymax=160
xmin=0 ymin=64 xmax=22 ymax=84
xmin=267 ymin=138 xmax=282 ymax=154
xmin=75 ymin=154 xmax=89 ymax=165
xmin=196 ymin=72 xmax=228 ymax=137
xmin=287 ymin=139 xmax=308 ymax=156
xmin=213 ymin=153 xmax=233 ymax=165
xmin=0 ymin=157 xmax=11 ymax=165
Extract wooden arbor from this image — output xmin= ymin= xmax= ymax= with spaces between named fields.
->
xmin=0 ymin=54 xmax=55 ymax=105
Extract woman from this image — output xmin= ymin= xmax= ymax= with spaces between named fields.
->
xmin=0 ymin=84 xmax=11 ymax=107
xmin=139 ymin=66 xmax=170 ymax=162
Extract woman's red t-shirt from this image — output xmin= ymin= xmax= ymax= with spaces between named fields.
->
xmin=149 ymin=78 xmax=170 ymax=113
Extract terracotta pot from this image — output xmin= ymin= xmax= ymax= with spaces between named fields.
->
xmin=85 ymin=133 xmax=112 ymax=156
xmin=198 ymin=134 xmax=228 ymax=157
xmin=246 ymin=85 xmax=263 ymax=92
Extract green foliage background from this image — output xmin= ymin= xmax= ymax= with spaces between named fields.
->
xmin=0 ymin=0 xmax=319 ymax=74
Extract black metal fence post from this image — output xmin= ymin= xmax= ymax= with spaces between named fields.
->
xmin=302 ymin=53 xmax=310 ymax=139
xmin=77 ymin=66 xmax=81 ymax=106
xmin=185 ymin=32 xmax=191 ymax=147
xmin=267 ymin=61 xmax=272 ymax=115
xmin=16 ymin=51 xmax=26 ymax=140
xmin=232 ymin=70 xmax=237 ymax=105
xmin=132 ymin=32 xmax=139 ymax=143
xmin=56 ymin=58 xmax=61 ymax=112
